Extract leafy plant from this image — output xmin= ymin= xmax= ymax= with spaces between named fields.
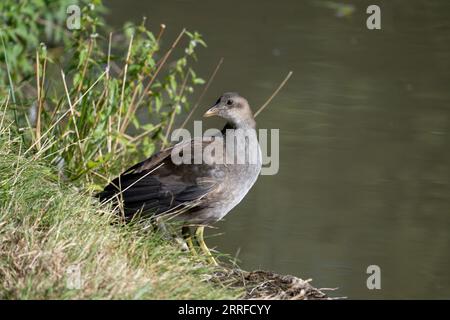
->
xmin=0 ymin=0 xmax=105 ymax=97
xmin=1 ymin=1 xmax=206 ymax=189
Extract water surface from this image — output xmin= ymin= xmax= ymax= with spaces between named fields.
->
xmin=108 ymin=0 xmax=450 ymax=299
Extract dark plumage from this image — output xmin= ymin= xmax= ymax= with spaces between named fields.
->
xmin=97 ymin=93 xmax=261 ymax=264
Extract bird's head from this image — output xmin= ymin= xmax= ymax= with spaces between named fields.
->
xmin=204 ymin=92 xmax=255 ymax=128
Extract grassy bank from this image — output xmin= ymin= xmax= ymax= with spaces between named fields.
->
xmin=0 ymin=122 xmax=239 ymax=299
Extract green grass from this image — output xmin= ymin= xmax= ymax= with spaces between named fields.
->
xmin=0 ymin=121 xmax=240 ymax=299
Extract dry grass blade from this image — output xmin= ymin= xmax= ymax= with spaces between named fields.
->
xmin=24 ymin=69 xmax=108 ymax=156
xmin=128 ymin=123 xmax=162 ymax=143
xmin=117 ymin=34 xmax=134 ymax=136
xmin=133 ymin=28 xmax=187 ymax=113
xmin=254 ymin=71 xmax=293 ymax=118
xmin=35 ymin=50 xmax=41 ymax=149
xmin=61 ymin=70 xmax=84 ymax=156
xmin=0 ymin=95 xmax=10 ymax=130
xmin=76 ymin=38 xmax=94 ymax=95
xmin=162 ymin=71 xmax=191 ymax=148
xmin=180 ymin=57 xmax=224 ymax=129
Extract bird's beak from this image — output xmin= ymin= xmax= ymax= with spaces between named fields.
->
xmin=203 ymin=105 xmax=220 ymax=117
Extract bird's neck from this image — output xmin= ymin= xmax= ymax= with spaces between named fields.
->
xmin=221 ymin=118 xmax=256 ymax=134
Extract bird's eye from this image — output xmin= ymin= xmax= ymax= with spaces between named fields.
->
xmin=227 ymin=99 xmax=233 ymax=105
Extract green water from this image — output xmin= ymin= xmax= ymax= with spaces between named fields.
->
xmin=108 ymin=0 xmax=450 ymax=299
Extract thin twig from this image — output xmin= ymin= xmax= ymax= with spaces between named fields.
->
xmin=1 ymin=33 xmax=16 ymax=105
xmin=162 ymin=71 xmax=190 ymax=148
xmin=119 ymin=83 xmax=140 ymax=134
xmin=61 ymin=70 xmax=84 ymax=157
xmin=40 ymin=52 xmax=47 ymax=138
xmin=119 ymin=24 xmax=166 ymax=131
xmin=156 ymin=24 xmax=166 ymax=44
xmin=34 ymin=50 xmax=41 ymax=148
xmin=1 ymin=32 xmax=19 ymax=134
xmin=134 ymin=29 xmax=186 ymax=111
xmin=106 ymin=32 xmax=113 ymax=153
xmin=180 ymin=57 xmax=224 ymax=129
xmin=0 ymin=95 xmax=10 ymax=130
xmin=116 ymin=34 xmax=134 ymax=136
xmin=120 ymin=25 xmax=166 ymax=134
xmin=118 ymin=28 xmax=186 ymax=138
xmin=35 ymin=49 xmax=47 ymax=150
xmin=129 ymin=123 xmax=162 ymax=143
xmin=76 ymin=38 xmax=94 ymax=95
xmin=254 ymin=71 xmax=293 ymax=118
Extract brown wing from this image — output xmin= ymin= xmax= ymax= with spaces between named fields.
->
xmin=96 ymin=138 xmax=221 ymax=219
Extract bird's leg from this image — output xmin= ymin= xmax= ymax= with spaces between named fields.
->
xmin=195 ymin=226 xmax=218 ymax=266
xmin=182 ymin=226 xmax=198 ymax=255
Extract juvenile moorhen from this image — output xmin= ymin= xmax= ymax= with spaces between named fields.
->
xmin=97 ymin=92 xmax=262 ymax=265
